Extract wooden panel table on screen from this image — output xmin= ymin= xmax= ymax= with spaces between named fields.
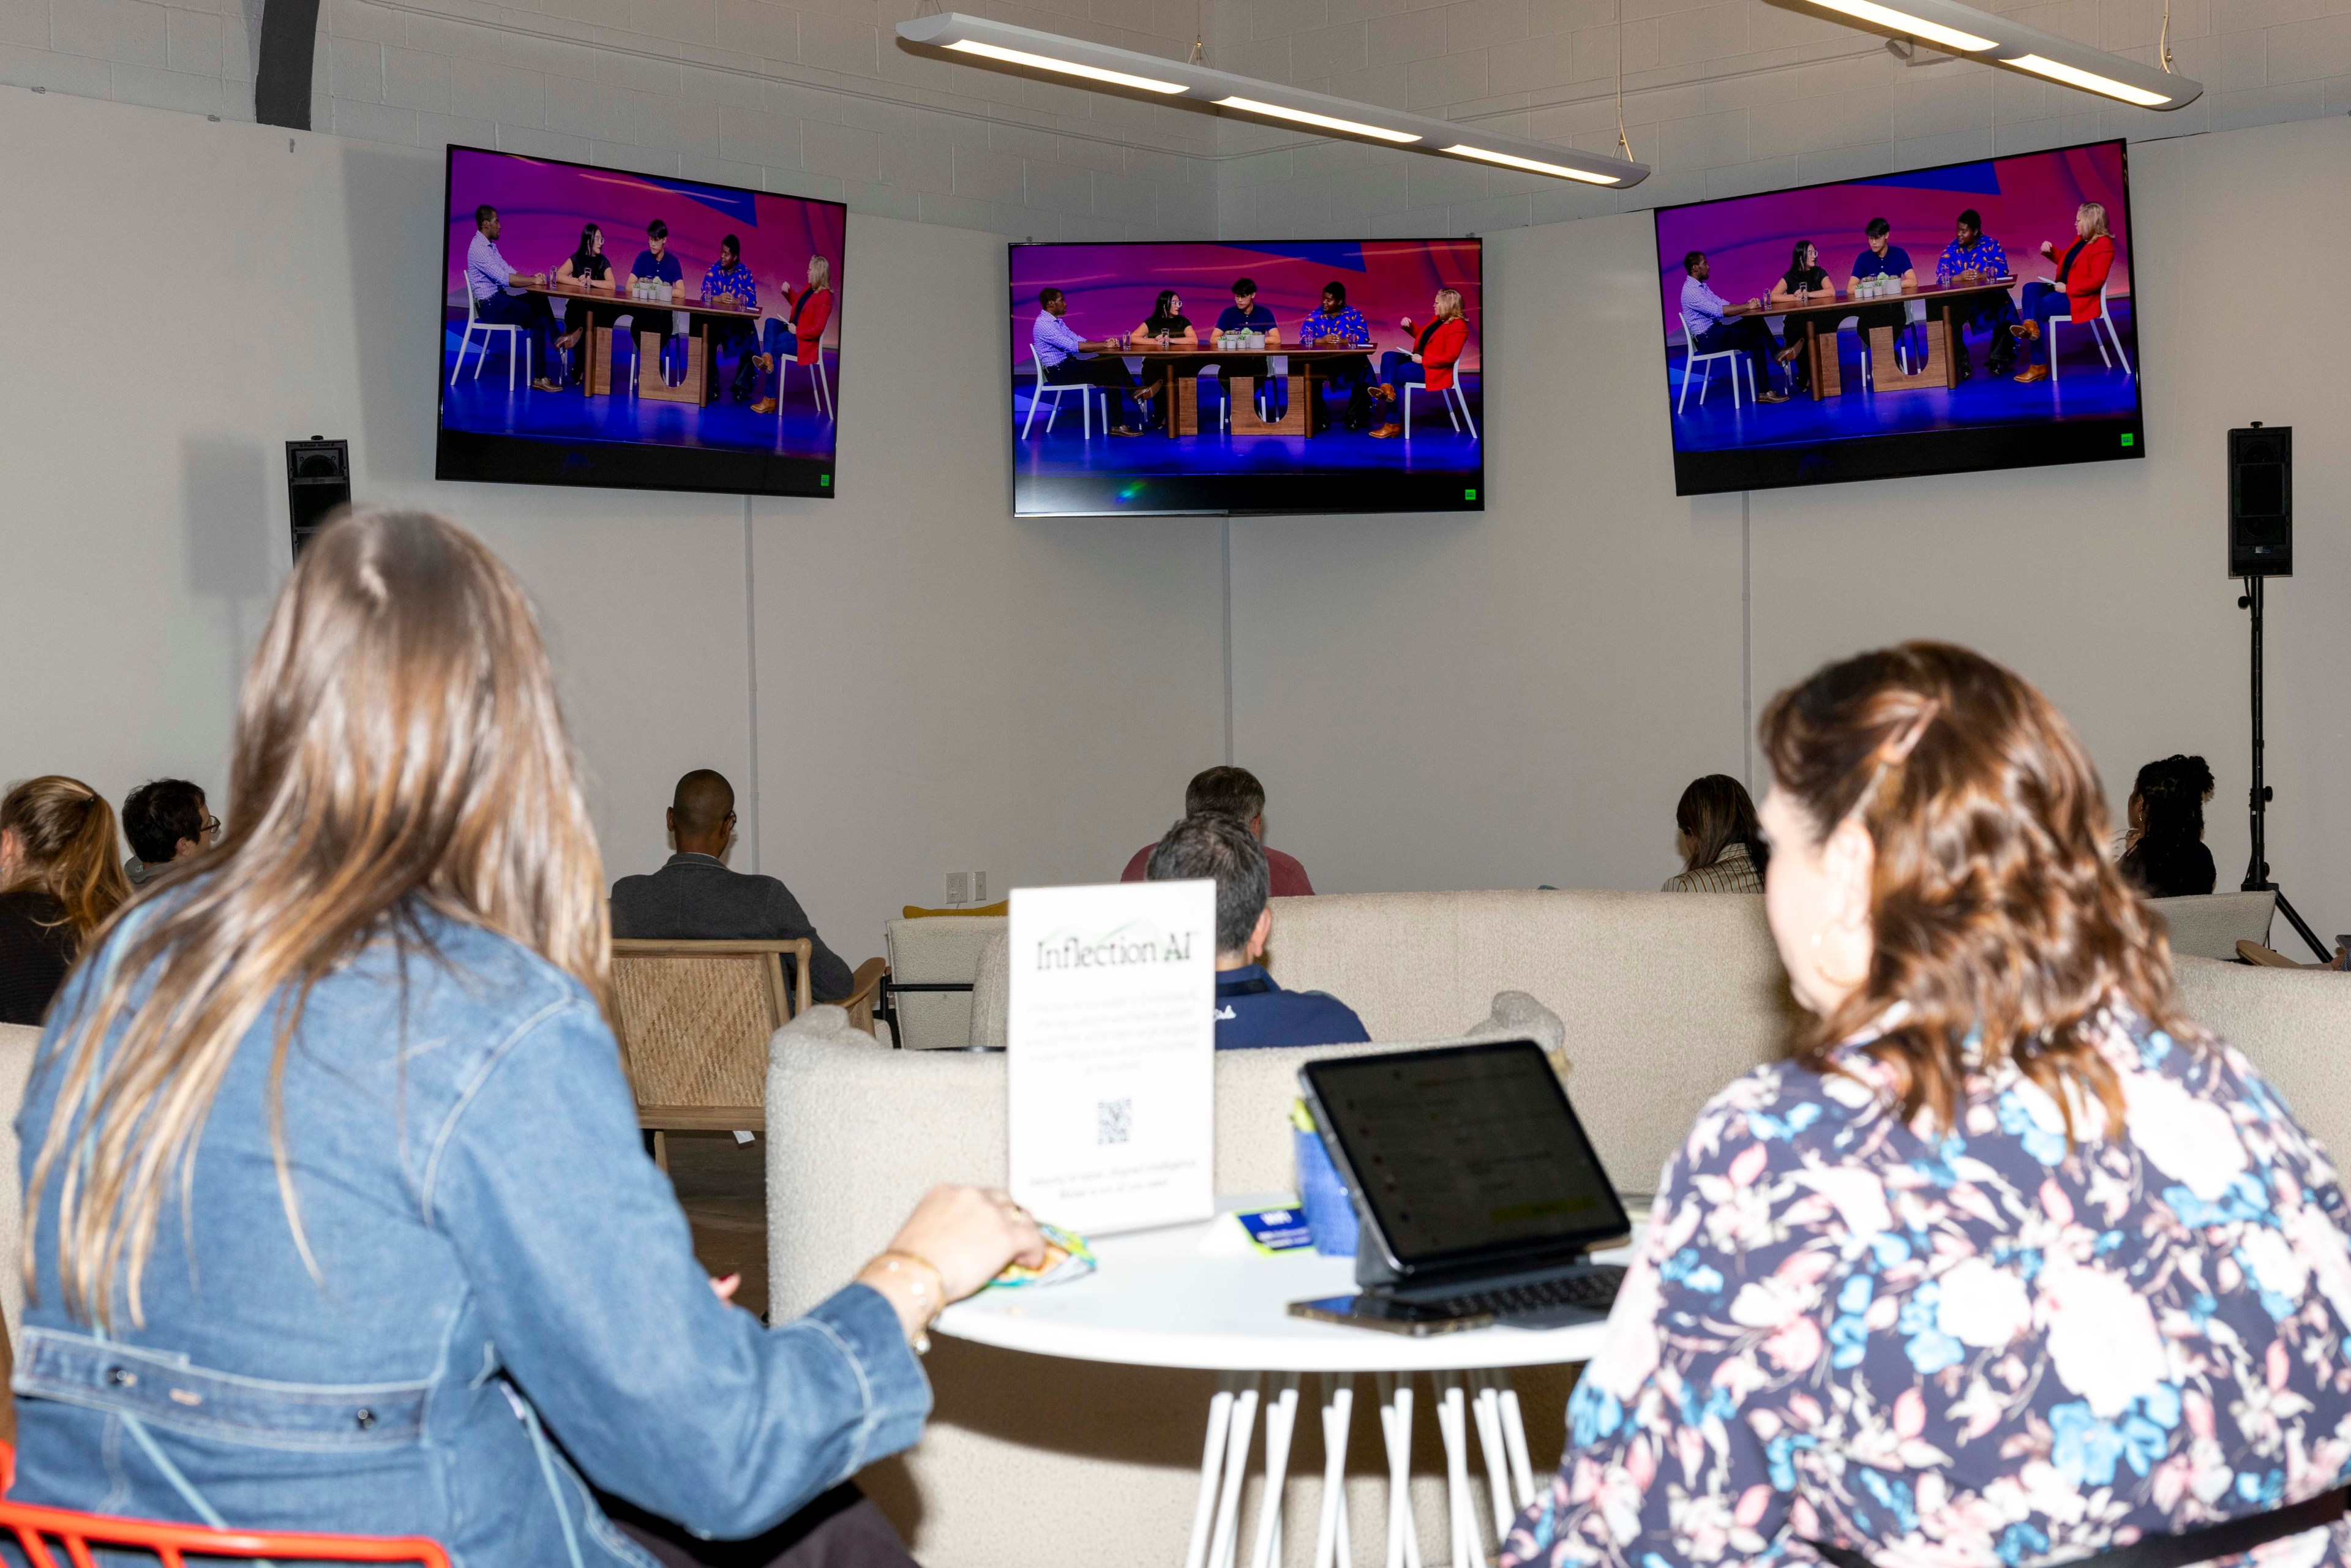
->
xmin=1728 ymin=277 xmax=2022 ymax=398
xmin=519 ymin=280 xmax=761 ymax=408
xmin=1080 ymin=344 xmax=1385 ymax=437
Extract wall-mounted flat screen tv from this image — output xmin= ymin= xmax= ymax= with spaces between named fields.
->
xmin=1008 ymin=240 xmax=1483 ymax=517
xmin=436 ymin=146 xmax=844 ymax=497
xmin=1654 ymin=139 xmax=2143 ymax=496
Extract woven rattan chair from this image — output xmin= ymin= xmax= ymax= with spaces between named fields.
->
xmin=610 ymin=939 xmax=811 ymax=1168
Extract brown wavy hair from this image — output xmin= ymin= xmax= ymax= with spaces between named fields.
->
xmin=30 ymin=511 xmax=610 ymax=1328
xmin=1759 ymin=642 xmax=2181 ymax=1139
xmin=1 ymin=776 xmax=130 ymax=951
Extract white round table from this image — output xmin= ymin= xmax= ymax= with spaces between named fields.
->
xmin=936 ymin=1199 xmax=1639 ymax=1568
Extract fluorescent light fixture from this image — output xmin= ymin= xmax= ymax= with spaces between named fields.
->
xmin=1808 ymin=0 xmax=1993 ymax=51
xmin=1215 ymin=96 xmax=1422 ymax=143
xmin=1767 ymin=0 xmax=2198 ymax=107
xmin=896 ymin=12 xmax=1650 ymax=185
xmin=1442 ymin=144 xmax=1621 ymax=186
xmin=2000 ymin=51 xmax=2173 ymax=104
xmin=942 ymin=38 xmax=1187 ymax=94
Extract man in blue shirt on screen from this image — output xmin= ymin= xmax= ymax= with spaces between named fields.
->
xmin=1679 ymin=252 xmax=1788 ymax=403
xmin=1300 ymin=280 xmax=1374 ymax=433
xmin=461 ymin=206 xmax=564 ymax=393
xmin=1146 ymin=813 xmax=1368 ymax=1051
xmin=1846 ymin=216 xmax=1915 ymax=343
xmin=1030 ymin=288 xmax=1146 ymax=436
xmin=629 ymin=219 xmax=686 ymax=378
xmin=1932 ymin=208 xmax=2019 ymax=383
xmin=1214 ymin=277 xmax=1284 ymax=422
xmin=700 ymin=234 xmax=760 ymax=403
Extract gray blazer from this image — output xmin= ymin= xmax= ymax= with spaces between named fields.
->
xmin=609 ymin=853 xmax=855 ymax=1002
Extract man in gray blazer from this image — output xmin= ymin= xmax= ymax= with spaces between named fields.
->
xmin=609 ymin=769 xmax=853 ymax=1002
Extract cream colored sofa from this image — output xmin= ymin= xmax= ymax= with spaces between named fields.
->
xmin=779 ymin=891 xmax=2351 ymax=1568
xmin=2153 ymin=890 xmax=2275 ymax=961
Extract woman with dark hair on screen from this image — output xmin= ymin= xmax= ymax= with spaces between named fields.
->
xmin=1130 ymin=288 xmax=1196 ymax=345
xmin=2120 ymin=752 xmax=2217 ymax=897
xmin=9 ymin=510 xmax=1044 ymax=1567
xmin=552 ymin=222 xmax=613 ymax=380
xmin=1764 ymin=239 xmax=1829 ymax=392
xmin=0 ymin=776 xmax=130 ymax=1025
xmin=1661 ymin=773 xmax=1769 ymax=892
xmin=1503 ymin=642 xmax=2351 ymax=1568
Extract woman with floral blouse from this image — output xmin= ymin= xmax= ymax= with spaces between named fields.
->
xmin=1505 ymin=642 xmax=2351 ymax=1568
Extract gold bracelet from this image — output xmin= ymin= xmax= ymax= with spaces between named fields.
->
xmin=864 ymin=1250 xmax=948 ymax=1354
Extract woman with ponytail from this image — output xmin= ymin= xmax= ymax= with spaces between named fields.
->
xmin=0 ymin=776 xmax=129 ymax=1024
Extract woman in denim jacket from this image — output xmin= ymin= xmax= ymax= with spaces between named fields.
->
xmin=10 ymin=510 xmax=1043 ymax=1567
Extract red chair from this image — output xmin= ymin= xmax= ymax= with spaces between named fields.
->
xmin=0 ymin=1442 xmax=451 ymax=1567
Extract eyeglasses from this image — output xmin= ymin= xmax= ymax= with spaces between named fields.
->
xmin=202 ymin=816 xmax=222 ymax=836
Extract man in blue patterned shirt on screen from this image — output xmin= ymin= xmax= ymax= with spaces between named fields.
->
xmin=1299 ymin=280 xmax=1374 ymax=433
xmin=1932 ymin=208 xmax=2019 ymax=383
xmin=700 ymin=234 xmax=761 ymax=403
xmin=1030 ymin=288 xmax=1146 ymax=437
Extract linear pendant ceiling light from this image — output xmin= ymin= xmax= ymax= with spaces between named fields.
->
xmin=897 ymin=12 xmax=1649 ymax=186
xmin=1771 ymin=0 xmax=2199 ymax=106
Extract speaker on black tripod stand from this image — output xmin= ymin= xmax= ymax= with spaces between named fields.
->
xmin=2226 ymin=424 xmax=2330 ymax=960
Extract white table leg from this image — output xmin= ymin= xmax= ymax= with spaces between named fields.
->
xmin=1376 ymin=1372 xmax=1422 ymax=1568
xmin=1210 ymin=1375 xmax=1264 ymax=1568
xmin=1250 ymin=1373 xmax=1302 ymax=1568
xmin=1470 ymin=1373 xmax=1514 ymax=1540
xmin=1314 ymin=1374 xmax=1355 ymax=1568
xmin=1187 ymin=1374 xmax=1240 ymax=1568
xmin=1434 ymin=1373 xmax=1486 ymax=1568
xmin=1496 ymin=1375 xmax=1537 ymax=1511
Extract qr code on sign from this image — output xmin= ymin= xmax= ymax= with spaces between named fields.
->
xmin=1097 ymin=1098 xmax=1133 ymax=1146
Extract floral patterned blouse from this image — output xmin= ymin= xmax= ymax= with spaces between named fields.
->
xmin=1502 ymin=1006 xmax=2351 ymax=1568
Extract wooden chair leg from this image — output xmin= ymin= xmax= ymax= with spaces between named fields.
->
xmin=653 ymin=1129 xmax=669 ymax=1171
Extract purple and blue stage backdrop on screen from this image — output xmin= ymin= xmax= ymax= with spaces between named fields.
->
xmin=1008 ymin=239 xmax=1484 ymax=519
xmin=1652 ymin=140 xmax=2145 ymax=496
xmin=436 ymin=146 xmax=845 ymax=498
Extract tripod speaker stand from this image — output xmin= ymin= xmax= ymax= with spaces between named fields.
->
xmin=2229 ymin=423 xmax=2329 ymax=961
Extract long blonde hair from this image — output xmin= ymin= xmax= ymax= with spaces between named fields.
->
xmin=2078 ymin=201 xmax=2110 ymax=238
xmin=29 ymin=511 xmax=610 ymax=1328
xmin=1 ymin=776 xmax=129 ymax=952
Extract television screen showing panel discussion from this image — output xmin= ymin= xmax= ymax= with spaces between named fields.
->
xmin=1008 ymin=239 xmax=1485 ymax=519
xmin=435 ymin=146 xmax=846 ymax=499
xmin=1654 ymin=138 xmax=2145 ymax=496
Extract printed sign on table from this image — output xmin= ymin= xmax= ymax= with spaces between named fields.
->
xmin=1007 ymin=880 xmax=1217 ymax=1236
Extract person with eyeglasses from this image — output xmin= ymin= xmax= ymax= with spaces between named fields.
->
xmin=608 ymin=768 xmax=853 ymax=1002
xmin=121 ymin=777 xmax=220 ymax=888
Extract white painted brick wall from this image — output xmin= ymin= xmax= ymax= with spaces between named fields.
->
xmin=0 ymin=0 xmax=2342 ymax=239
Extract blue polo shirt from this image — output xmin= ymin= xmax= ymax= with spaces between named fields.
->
xmin=1213 ymin=965 xmax=1370 ymax=1051
xmin=1851 ymin=244 xmax=1913 ymax=282
xmin=631 ymin=249 xmax=684 ymax=285
xmin=1216 ymin=302 xmax=1277 ymax=334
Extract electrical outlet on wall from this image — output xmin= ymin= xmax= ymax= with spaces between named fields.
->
xmin=972 ymin=871 xmax=988 ymax=902
xmin=945 ymin=872 xmax=970 ymax=905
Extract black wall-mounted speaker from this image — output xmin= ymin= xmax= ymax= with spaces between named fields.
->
xmin=2228 ymin=424 xmax=2292 ymax=577
xmin=287 ymin=438 xmax=351 ymax=558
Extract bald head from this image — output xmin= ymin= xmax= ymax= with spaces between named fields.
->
xmin=667 ymin=770 xmax=736 ymax=858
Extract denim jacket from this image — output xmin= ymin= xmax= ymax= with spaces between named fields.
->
xmin=10 ymin=901 xmax=929 ymax=1566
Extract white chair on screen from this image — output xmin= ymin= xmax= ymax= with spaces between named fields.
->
xmin=449 ymin=290 xmax=531 ymax=389
xmin=2049 ymin=282 xmax=2132 ymax=383
xmin=1835 ymin=315 xmax=1874 ymax=392
xmin=1402 ymin=380 xmax=1477 ymax=439
xmin=771 ymin=350 xmax=834 ymax=419
xmin=1676 ymin=310 xmax=1752 ymax=414
xmin=1022 ymin=346 xmax=1105 ymax=438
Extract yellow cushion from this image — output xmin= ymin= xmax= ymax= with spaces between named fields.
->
xmin=901 ymin=901 xmax=1010 ymax=919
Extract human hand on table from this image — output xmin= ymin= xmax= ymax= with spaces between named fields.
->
xmin=855 ymin=1185 xmax=1048 ymax=1345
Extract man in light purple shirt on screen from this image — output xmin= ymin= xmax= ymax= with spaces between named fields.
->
xmin=461 ymin=204 xmax=563 ymax=392
xmin=1678 ymin=250 xmax=1787 ymax=404
xmin=1030 ymin=288 xmax=1147 ymax=437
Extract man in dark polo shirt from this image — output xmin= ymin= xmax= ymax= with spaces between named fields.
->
xmin=1147 ymin=814 xmax=1367 ymax=1051
xmin=609 ymin=768 xmax=852 ymax=1002
xmin=1120 ymin=765 xmax=1314 ymax=896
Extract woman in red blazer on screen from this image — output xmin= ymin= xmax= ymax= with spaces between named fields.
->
xmin=1368 ymin=288 xmax=1471 ymax=438
xmin=749 ymin=253 xmax=834 ymax=413
xmin=2009 ymin=201 xmax=2115 ymax=383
